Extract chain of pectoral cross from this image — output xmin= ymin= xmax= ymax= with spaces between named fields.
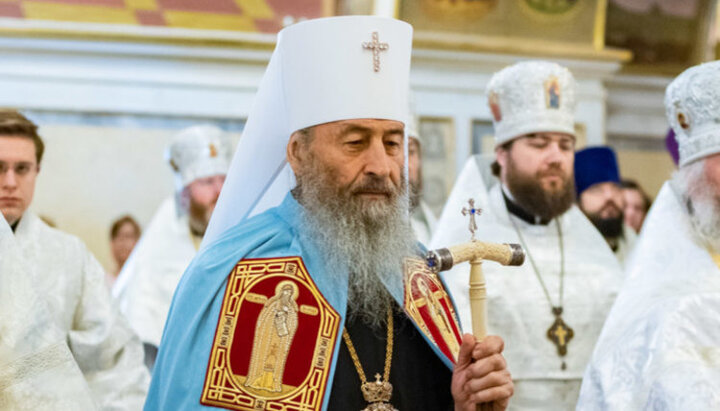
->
xmin=509 ymin=214 xmax=573 ymax=369
xmin=509 ymin=216 xmax=565 ymax=308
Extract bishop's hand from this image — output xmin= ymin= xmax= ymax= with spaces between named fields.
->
xmin=451 ymin=334 xmax=513 ymax=411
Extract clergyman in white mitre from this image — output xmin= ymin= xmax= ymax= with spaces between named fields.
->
xmin=431 ymin=60 xmax=622 ymax=410
xmin=113 ymin=124 xmax=231 ymax=370
xmin=577 ymin=60 xmax=720 ymax=410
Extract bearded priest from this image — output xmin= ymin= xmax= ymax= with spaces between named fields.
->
xmin=432 ymin=61 xmax=622 ymax=410
xmin=578 ymin=60 xmax=720 ymax=410
xmin=146 ymin=16 xmax=513 ymax=411
xmin=114 ymin=124 xmax=231 ymax=371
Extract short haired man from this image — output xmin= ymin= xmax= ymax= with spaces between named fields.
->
xmin=620 ymin=179 xmax=651 ymax=233
xmin=114 ymin=124 xmax=230 ymax=370
xmin=147 ymin=17 xmax=513 ymax=411
xmin=433 ymin=61 xmax=622 ymax=410
xmin=578 ymin=60 xmax=720 ymax=410
xmin=575 ymin=146 xmax=637 ymax=264
xmin=0 ymin=109 xmax=149 ymax=408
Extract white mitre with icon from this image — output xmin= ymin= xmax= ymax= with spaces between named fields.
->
xmin=202 ymin=16 xmax=413 ymax=248
xmin=166 ymin=124 xmax=232 ymax=192
xmin=486 ymin=60 xmax=577 ymax=146
xmin=665 ymin=60 xmax=720 ymax=167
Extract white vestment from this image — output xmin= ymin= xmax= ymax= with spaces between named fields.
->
xmin=411 ymin=200 xmax=438 ymax=245
xmin=613 ymin=224 xmax=637 ymax=266
xmin=432 ymin=159 xmax=621 ymax=410
xmin=13 ymin=212 xmax=149 ymax=409
xmin=0 ymin=215 xmax=97 ymax=409
xmin=114 ymin=197 xmax=198 ymax=348
xmin=577 ymin=182 xmax=720 ymax=410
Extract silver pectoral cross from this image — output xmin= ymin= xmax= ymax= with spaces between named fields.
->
xmin=461 ymin=198 xmax=481 ymax=242
xmin=362 ymin=31 xmax=389 ymax=73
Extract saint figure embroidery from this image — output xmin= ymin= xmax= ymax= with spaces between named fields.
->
xmin=416 ymin=278 xmax=460 ymax=355
xmin=544 ymin=76 xmax=561 ymax=109
xmin=245 ymin=281 xmax=299 ymax=392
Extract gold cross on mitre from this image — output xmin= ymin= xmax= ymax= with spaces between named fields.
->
xmin=461 ymin=198 xmax=481 ymax=242
xmin=362 ymin=31 xmax=389 ymax=72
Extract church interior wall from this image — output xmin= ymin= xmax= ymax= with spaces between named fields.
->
xmin=1 ymin=0 xmax=715 ymax=267
xmin=27 ymin=116 xmax=242 ymax=273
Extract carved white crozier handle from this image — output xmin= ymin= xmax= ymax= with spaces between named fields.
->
xmin=469 ymin=258 xmax=487 ymax=340
xmin=425 ymin=242 xmax=524 ymax=411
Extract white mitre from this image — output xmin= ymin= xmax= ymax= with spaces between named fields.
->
xmin=406 ymin=90 xmax=420 ymax=142
xmin=487 ymin=60 xmax=577 ymax=146
xmin=166 ymin=124 xmax=232 ymax=191
xmin=202 ymin=16 xmax=413 ymax=247
xmin=665 ymin=60 xmax=720 ymax=167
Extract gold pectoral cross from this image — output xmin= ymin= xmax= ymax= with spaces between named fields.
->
xmin=546 ymin=307 xmax=574 ymax=370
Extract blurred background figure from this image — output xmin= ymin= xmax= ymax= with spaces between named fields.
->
xmin=408 ymin=112 xmax=437 ymax=245
xmin=575 ymin=146 xmax=637 ymax=263
xmin=108 ymin=214 xmax=141 ymax=286
xmin=578 ymin=58 xmax=720 ymax=411
xmin=113 ymin=124 xmax=231 ymax=371
xmin=0 ymin=109 xmax=149 ymax=407
xmin=621 ymin=179 xmax=652 ymax=234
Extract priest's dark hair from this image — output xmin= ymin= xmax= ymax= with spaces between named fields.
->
xmin=620 ymin=179 xmax=652 ymax=213
xmin=0 ymin=109 xmax=45 ymax=165
xmin=491 ymin=140 xmax=515 ymax=177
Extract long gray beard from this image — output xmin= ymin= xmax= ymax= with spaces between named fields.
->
xmin=295 ymin=163 xmax=416 ymax=330
xmin=672 ymin=159 xmax=720 ymax=253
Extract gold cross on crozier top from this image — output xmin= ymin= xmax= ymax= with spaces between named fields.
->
xmin=362 ymin=31 xmax=389 ymax=73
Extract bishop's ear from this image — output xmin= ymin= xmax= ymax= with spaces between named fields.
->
xmin=286 ymin=128 xmax=311 ymax=175
xmin=286 ymin=130 xmax=307 ymax=175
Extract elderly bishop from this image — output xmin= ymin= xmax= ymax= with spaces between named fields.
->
xmin=432 ymin=61 xmax=622 ymax=410
xmin=578 ymin=60 xmax=720 ymax=410
xmin=147 ymin=16 xmax=513 ymax=411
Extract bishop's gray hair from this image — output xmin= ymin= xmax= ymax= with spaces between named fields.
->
xmin=672 ymin=158 xmax=720 ymax=252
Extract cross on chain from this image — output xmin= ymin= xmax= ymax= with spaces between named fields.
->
xmin=461 ymin=198 xmax=481 ymax=241
xmin=362 ymin=31 xmax=389 ymax=73
xmin=553 ymin=323 xmax=568 ymax=346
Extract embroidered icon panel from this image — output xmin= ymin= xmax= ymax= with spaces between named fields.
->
xmin=201 ymin=256 xmax=340 ymax=411
xmin=403 ymin=257 xmax=462 ymax=364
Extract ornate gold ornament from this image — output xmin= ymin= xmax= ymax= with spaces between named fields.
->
xmin=342 ymin=308 xmax=398 ymax=411
xmin=200 ymin=257 xmax=340 ymax=411
xmin=403 ymin=258 xmax=462 ymax=363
